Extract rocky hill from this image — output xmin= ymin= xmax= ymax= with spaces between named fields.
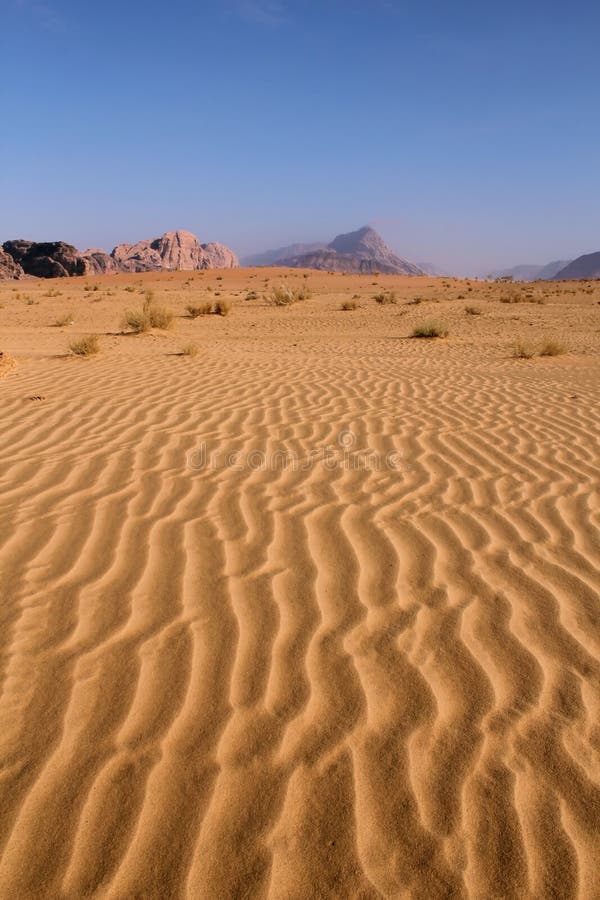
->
xmin=242 ymin=242 xmax=326 ymax=267
xmin=277 ymin=226 xmax=424 ymax=275
xmin=0 ymin=230 xmax=238 ymax=278
xmin=554 ymin=252 xmax=600 ymax=280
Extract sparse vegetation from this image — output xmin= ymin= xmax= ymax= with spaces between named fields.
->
xmin=180 ymin=343 xmax=199 ymax=357
xmin=539 ymin=339 xmax=566 ymax=356
xmin=340 ymin=300 xmax=358 ymax=310
xmin=55 ymin=313 xmax=74 ymax=327
xmin=44 ymin=288 xmax=62 ymax=298
xmin=373 ymin=291 xmax=397 ymax=305
xmin=213 ymin=298 xmax=231 ymax=316
xmin=69 ymin=334 xmax=100 ymax=356
xmin=186 ymin=302 xmax=213 ymax=318
xmin=512 ymin=340 xmax=535 ymax=359
xmin=269 ymin=284 xmax=311 ymax=306
xmin=465 ymin=305 xmax=482 ymax=315
xmin=411 ymin=321 xmax=449 ymax=338
xmin=123 ymin=295 xmax=174 ymax=332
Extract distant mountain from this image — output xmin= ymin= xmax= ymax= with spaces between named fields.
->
xmin=417 ymin=262 xmax=454 ymax=277
xmin=241 ymin=242 xmax=326 ymax=266
xmin=490 ymin=260 xmax=571 ymax=282
xmin=554 ymin=252 xmax=600 ymax=280
xmin=277 ymin=226 xmax=424 ymax=275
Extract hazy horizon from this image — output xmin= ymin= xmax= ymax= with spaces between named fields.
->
xmin=3 ymin=0 xmax=599 ymax=274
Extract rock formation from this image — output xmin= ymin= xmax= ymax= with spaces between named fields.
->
xmin=0 ymin=230 xmax=238 ymax=278
xmin=0 ymin=248 xmax=24 ymax=279
xmin=112 ymin=230 xmax=238 ymax=272
xmin=277 ymin=226 xmax=424 ymax=275
xmin=3 ymin=240 xmax=87 ymax=277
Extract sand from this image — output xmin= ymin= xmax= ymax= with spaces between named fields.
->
xmin=0 ymin=269 xmax=599 ymax=898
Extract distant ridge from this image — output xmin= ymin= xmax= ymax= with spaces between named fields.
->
xmin=490 ymin=259 xmax=572 ymax=282
xmin=275 ymin=226 xmax=424 ymax=275
xmin=554 ymin=252 xmax=600 ymax=280
xmin=242 ymin=242 xmax=326 ymax=267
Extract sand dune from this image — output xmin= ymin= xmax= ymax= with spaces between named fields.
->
xmin=0 ymin=270 xmax=599 ymax=898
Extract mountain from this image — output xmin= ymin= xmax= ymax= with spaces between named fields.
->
xmin=417 ymin=262 xmax=454 ymax=277
xmin=0 ymin=230 xmax=238 ymax=279
xmin=242 ymin=242 xmax=326 ymax=266
xmin=554 ymin=252 xmax=600 ymax=280
xmin=277 ymin=226 xmax=424 ymax=275
xmin=490 ymin=260 xmax=572 ymax=282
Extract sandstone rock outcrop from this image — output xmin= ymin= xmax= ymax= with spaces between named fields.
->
xmin=0 ymin=248 xmax=24 ymax=279
xmin=81 ymin=248 xmax=119 ymax=275
xmin=277 ymin=226 xmax=424 ymax=275
xmin=112 ymin=230 xmax=239 ymax=272
xmin=3 ymin=240 xmax=86 ymax=278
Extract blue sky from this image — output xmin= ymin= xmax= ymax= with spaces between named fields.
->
xmin=2 ymin=0 xmax=599 ymax=273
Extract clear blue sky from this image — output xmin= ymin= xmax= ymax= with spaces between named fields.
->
xmin=2 ymin=0 xmax=599 ymax=273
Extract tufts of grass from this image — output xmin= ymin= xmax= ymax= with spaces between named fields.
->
xmin=269 ymin=284 xmax=311 ymax=306
xmin=340 ymin=300 xmax=358 ymax=311
xmin=55 ymin=312 xmax=74 ymax=327
xmin=186 ymin=302 xmax=213 ymax=318
xmin=539 ymin=339 xmax=566 ymax=357
xmin=123 ymin=285 xmax=136 ymax=293
xmin=123 ymin=296 xmax=174 ymax=332
xmin=245 ymin=291 xmax=259 ymax=301
xmin=512 ymin=340 xmax=535 ymax=359
xmin=373 ymin=291 xmax=397 ymax=305
xmin=44 ymin=287 xmax=62 ymax=298
xmin=465 ymin=305 xmax=482 ymax=315
xmin=213 ymin=299 xmax=231 ymax=316
xmin=69 ymin=334 xmax=100 ymax=356
xmin=180 ymin=343 xmax=199 ymax=357
xmin=411 ymin=321 xmax=449 ymax=339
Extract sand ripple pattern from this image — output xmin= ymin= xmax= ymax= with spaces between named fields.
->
xmin=0 ymin=349 xmax=599 ymax=899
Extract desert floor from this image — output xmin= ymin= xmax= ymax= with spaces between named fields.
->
xmin=0 ymin=269 xmax=599 ymax=899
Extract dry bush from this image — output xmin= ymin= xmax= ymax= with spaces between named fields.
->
xmin=269 ymin=284 xmax=311 ymax=306
xmin=180 ymin=343 xmax=199 ymax=357
xmin=539 ymin=339 xmax=566 ymax=356
xmin=55 ymin=312 xmax=74 ymax=327
xmin=411 ymin=321 xmax=449 ymax=338
xmin=69 ymin=334 xmax=100 ymax=356
xmin=373 ymin=291 xmax=397 ymax=305
xmin=187 ymin=302 xmax=212 ymax=318
xmin=213 ymin=298 xmax=231 ymax=316
xmin=465 ymin=305 xmax=482 ymax=315
xmin=512 ymin=340 xmax=535 ymax=359
xmin=123 ymin=296 xmax=174 ymax=332
xmin=341 ymin=300 xmax=358 ymax=311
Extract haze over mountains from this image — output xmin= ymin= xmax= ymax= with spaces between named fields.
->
xmin=554 ymin=252 xmax=600 ymax=280
xmin=490 ymin=260 xmax=572 ymax=282
xmin=246 ymin=226 xmax=425 ymax=275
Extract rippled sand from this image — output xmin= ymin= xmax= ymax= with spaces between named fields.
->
xmin=1 ymin=270 xmax=599 ymax=898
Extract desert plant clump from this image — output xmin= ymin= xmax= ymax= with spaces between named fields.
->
xmin=340 ymin=300 xmax=358 ymax=311
xmin=55 ymin=313 xmax=74 ymax=327
xmin=44 ymin=288 xmax=62 ymax=298
xmin=213 ymin=299 xmax=231 ymax=316
xmin=268 ymin=284 xmax=311 ymax=306
xmin=123 ymin=296 xmax=174 ymax=332
xmin=512 ymin=340 xmax=535 ymax=359
xmin=465 ymin=305 xmax=482 ymax=315
xmin=411 ymin=321 xmax=449 ymax=338
xmin=186 ymin=302 xmax=213 ymax=318
xmin=539 ymin=339 xmax=566 ymax=357
xmin=180 ymin=343 xmax=199 ymax=357
xmin=245 ymin=291 xmax=259 ymax=301
xmin=373 ymin=291 xmax=397 ymax=305
xmin=69 ymin=334 xmax=100 ymax=356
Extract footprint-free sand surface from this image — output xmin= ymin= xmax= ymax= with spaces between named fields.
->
xmin=0 ymin=269 xmax=599 ymax=898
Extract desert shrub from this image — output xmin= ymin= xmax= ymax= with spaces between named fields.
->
xmin=44 ymin=288 xmax=62 ymax=298
xmin=55 ymin=312 xmax=74 ymax=326
xmin=539 ymin=339 xmax=566 ymax=356
xmin=512 ymin=340 xmax=535 ymax=359
xmin=245 ymin=291 xmax=259 ymax=301
xmin=123 ymin=296 xmax=174 ymax=332
xmin=411 ymin=321 xmax=449 ymax=338
xmin=187 ymin=302 xmax=212 ymax=318
xmin=69 ymin=334 xmax=100 ymax=356
xmin=341 ymin=300 xmax=357 ymax=310
xmin=123 ymin=285 xmax=136 ymax=293
xmin=269 ymin=284 xmax=311 ymax=306
xmin=180 ymin=343 xmax=199 ymax=357
xmin=373 ymin=291 xmax=397 ymax=305
xmin=213 ymin=299 xmax=231 ymax=316
xmin=465 ymin=305 xmax=482 ymax=315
